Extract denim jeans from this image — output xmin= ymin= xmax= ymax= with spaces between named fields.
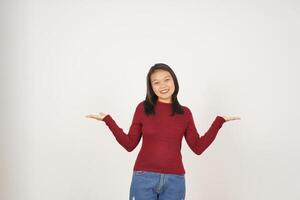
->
xmin=129 ymin=170 xmax=186 ymax=200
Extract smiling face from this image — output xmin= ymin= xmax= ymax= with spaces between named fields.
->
xmin=150 ymin=69 xmax=175 ymax=103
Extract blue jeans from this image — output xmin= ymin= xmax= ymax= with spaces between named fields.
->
xmin=129 ymin=170 xmax=186 ymax=200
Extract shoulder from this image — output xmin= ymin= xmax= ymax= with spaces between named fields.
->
xmin=135 ymin=100 xmax=145 ymax=112
xmin=181 ymin=104 xmax=191 ymax=114
xmin=180 ymin=104 xmax=193 ymax=119
xmin=137 ymin=100 xmax=145 ymax=107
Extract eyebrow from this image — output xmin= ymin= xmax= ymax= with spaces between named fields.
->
xmin=151 ymin=75 xmax=171 ymax=82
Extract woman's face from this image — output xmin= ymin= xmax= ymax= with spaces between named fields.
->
xmin=150 ymin=69 xmax=175 ymax=103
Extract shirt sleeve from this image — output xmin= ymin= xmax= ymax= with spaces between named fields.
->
xmin=184 ymin=107 xmax=226 ymax=155
xmin=102 ymin=103 xmax=143 ymax=152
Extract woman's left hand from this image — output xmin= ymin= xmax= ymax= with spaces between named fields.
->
xmin=221 ymin=116 xmax=241 ymax=122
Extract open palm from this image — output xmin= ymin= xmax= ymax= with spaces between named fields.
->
xmin=221 ymin=116 xmax=241 ymax=122
xmin=85 ymin=112 xmax=108 ymax=121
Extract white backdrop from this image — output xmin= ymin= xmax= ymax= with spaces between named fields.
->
xmin=1 ymin=0 xmax=300 ymax=199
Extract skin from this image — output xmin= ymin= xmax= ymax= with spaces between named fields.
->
xmin=85 ymin=69 xmax=241 ymax=122
xmin=150 ymin=69 xmax=175 ymax=104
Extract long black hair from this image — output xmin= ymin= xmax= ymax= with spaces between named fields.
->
xmin=143 ymin=63 xmax=184 ymax=116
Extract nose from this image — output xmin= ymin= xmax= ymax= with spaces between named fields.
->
xmin=160 ymin=84 xmax=168 ymax=89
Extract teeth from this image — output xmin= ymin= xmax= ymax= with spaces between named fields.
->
xmin=160 ymin=89 xmax=169 ymax=93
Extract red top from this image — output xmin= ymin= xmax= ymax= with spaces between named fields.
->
xmin=102 ymin=100 xmax=226 ymax=175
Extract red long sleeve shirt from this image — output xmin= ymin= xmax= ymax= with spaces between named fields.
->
xmin=102 ymin=100 xmax=226 ymax=175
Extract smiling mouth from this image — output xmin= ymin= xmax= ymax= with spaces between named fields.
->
xmin=160 ymin=89 xmax=169 ymax=94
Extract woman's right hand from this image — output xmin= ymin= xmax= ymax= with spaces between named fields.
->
xmin=85 ymin=112 xmax=108 ymax=121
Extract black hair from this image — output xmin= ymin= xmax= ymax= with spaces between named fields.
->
xmin=143 ymin=63 xmax=184 ymax=116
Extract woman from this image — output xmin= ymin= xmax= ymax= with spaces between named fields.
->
xmin=86 ymin=63 xmax=240 ymax=200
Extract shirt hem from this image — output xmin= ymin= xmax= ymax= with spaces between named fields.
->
xmin=133 ymin=167 xmax=185 ymax=175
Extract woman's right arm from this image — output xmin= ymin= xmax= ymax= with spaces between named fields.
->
xmin=86 ymin=103 xmax=143 ymax=152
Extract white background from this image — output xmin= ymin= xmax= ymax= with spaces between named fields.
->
xmin=1 ymin=0 xmax=300 ymax=199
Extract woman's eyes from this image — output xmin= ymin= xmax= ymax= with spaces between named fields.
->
xmin=153 ymin=79 xmax=170 ymax=84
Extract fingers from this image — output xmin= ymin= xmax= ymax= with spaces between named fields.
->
xmin=85 ymin=114 xmax=99 ymax=119
xmin=222 ymin=116 xmax=241 ymax=122
xmin=228 ymin=116 xmax=241 ymax=121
